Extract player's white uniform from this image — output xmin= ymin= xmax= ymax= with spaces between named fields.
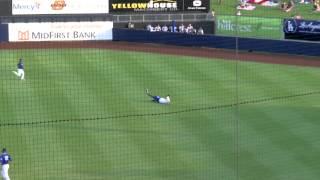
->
xmin=13 ymin=59 xmax=25 ymax=80
xmin=1 ymin=164 xmax=10 ymax=180
xmin=146 ymin=89 xmax=171 ymax=104
xmin=13 ymin=69 xmax=24 ymax=80
xmin=158 ymin=96 xmax=171 ymax=104
xmin=0 ymin=150 xmax=12 ymax=180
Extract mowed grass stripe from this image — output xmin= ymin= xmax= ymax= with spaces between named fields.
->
xmin=72 ymin=51 xmax=198 ymax=179
xmin=29 ymin=52 xmax=117 ymax=179
xmin=166 ymin=56 xmax=236 ymax=107
xmin=264 ymin=106 xmax=320 ymax=176
xmin=71 ymin=51 xmax=158 ymax=177
xmin=0 ymin=52 xmax=70 ymax=178
xmin=238 ymin=62 xmax=319 ymax=102
xmin=77 ymin=51 xmax=238 ymax=179
xmin=280 ymin=67 xmax=320 ymax=93
xmin=236 ymin=61 xmax=320 ymax=179
xmin=13 ymin=50 xmax=95 ymax=179
xmin=55 ymin=50 xmax=126 ymax=177
xmin=192 ymin=58 xmax=238 ymax=106
xmin=238 ymin=62 xmax=294 ymax=99
xmin=181 ymin=109 xmax=238 ymax=179
xmin=239 ymin=105 xmax=320 ymax=179
xmin=104 ymin=53 xmax=215 ymax=179
xmin=27 ymin=57 xmax=85 ymax=178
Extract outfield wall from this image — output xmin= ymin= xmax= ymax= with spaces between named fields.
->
xmin=1 ymin=22 xmax=319 ymax=57
xmin=0 ymin=24 xmax=8 ymax=42
xmin=113 ymin=28 xmax=320 ymax=57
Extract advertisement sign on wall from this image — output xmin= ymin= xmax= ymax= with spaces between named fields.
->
xmin=284 ymin=19 xmax=320 ymax=34
xmin=111 ymin=0 xmax=178 ymax=12
xmin=183 ymin=0 xmax=209 ymax=11
xmin=12 ymin=0 xmax=109 ymax=15
xmin=216 ymin=15 xmax=282 ymax=40
xmin=109 ymin=0 xmax=209 ymax=12
xmin=9 ymin=22 xmax=113 ymax=42
xmin=284 ymin=19 xmax=320 ymax=41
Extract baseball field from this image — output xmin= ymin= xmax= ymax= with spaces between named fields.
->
xmin=0 ymin=41 xmax=320 ymax=180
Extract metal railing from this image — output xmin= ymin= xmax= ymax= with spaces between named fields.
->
xmin=0 ymin=13 xmax=214 ymax=23
xmin=113 ymin=13 xmax=214 ymax=23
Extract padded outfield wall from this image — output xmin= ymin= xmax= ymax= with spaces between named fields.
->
xmin=113 ymin=28 xmax=320 ymax=57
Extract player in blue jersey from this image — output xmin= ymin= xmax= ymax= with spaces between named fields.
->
xmin=146 ymin=89 xmax=171 ymax=104
xmin=12 ymin=58 xmax=25 ymax=80
xmin=0 ymin=148 xmax=12 ymax=180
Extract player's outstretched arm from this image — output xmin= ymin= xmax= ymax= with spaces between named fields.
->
xmin=145 ymin=89 xmax=153 ymax=97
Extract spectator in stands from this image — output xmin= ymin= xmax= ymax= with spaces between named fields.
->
xmin=168 ymin=25 xmax=177 ymax=32
xmin=161 ymin=25 xmax=169 ymax=32
xmin=299 ymin=0 xmax=311 ymax=3
xmin=197 ymin=27 xmax=204 ymax=35
xmin=294 ymin=14 xmax=303 ymax=19
xmin=281 ymin=0 xmax=294 ymax=12
xmin=186 ymin=24 xmax=194 ymax=34
xmin=211 ymin=10 xmax=215 ymax=16
xmin=267 ymin=0 xmax=280 ymax=6
xmin=178 ymin=24 xmax=185 ymax=33
xmin=146 ymin=24 xmax=153 ymax=31
xmin=314 ymin=0 xmax=320 ymax=11
xmin=128 ymin=22 xmax=135 ymax=29
xmin=154 ymin=24 xmax=161 ymax=32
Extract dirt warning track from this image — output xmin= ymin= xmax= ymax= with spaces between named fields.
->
xmin=1 ymin=41 xmax=319 ymax=67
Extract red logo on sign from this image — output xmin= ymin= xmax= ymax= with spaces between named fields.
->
xmin=18 ymin=31 xmax=29 ymax=41
xmin=51 ymin=0 xmax=66 ymax=10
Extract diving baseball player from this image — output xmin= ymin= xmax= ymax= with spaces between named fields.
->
xmin=146 ymin=89 xmax=171 ymax=104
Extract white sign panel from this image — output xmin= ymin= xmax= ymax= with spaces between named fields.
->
xmin=12 ymin=0 xmax=109 ymax=14
xmin=9 ymin=22 xmax=113 ymax=42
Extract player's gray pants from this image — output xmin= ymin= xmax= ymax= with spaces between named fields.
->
xmin=13 ymin=69 xmax=25 ymax=80
xmin=1 ymin=164 xmax=10 ymax=180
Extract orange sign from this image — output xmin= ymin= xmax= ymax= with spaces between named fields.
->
xmin=51 ymin=0 xmax=66 ymax=10
xmin=18 ymin=31 xmax=29 ymax=40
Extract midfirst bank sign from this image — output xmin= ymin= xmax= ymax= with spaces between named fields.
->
xmin=9 ymin=22 xmax=113 ymax=42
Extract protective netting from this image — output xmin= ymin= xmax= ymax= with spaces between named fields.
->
xmin=1 ymin=2 xmax=320 ymax=180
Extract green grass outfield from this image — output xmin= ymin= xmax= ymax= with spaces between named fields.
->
xmin=1 ymin=48 xmax=320 ymax=180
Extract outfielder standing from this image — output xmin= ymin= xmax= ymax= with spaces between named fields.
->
xmin=0 ymin=148 xmax=12 ymax=180
xmin=12 ymin=58 xmax=25 ymax=80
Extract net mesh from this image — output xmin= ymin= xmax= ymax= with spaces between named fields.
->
xmin=1 ymin=2 xmax=320 ymax=180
